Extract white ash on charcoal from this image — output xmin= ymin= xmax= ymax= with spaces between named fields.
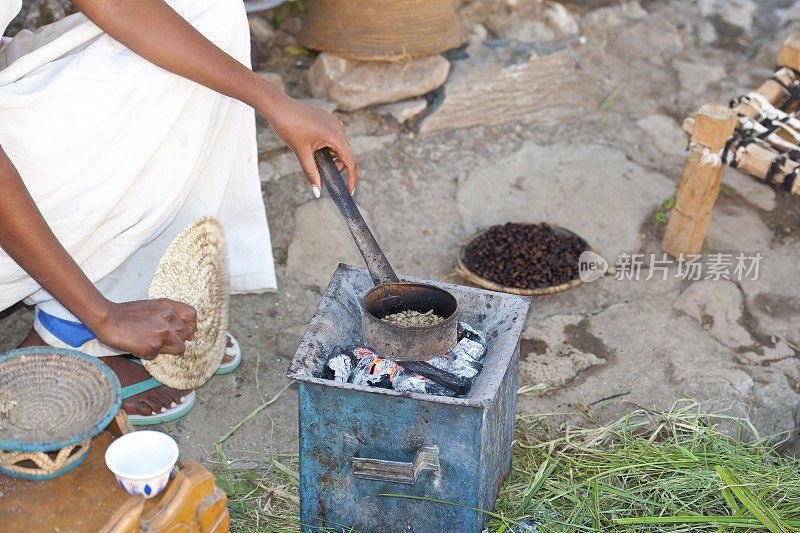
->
xmin=458 ymin=322 xmax=487 ymax=354
xmin=321 ymin=347 xmax=356 ymax=383
xmin=321 ymin=322 xmax=487 ymax=397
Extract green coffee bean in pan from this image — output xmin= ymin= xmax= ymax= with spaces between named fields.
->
xmin=381 ymin=309 xmax=444 ymax=327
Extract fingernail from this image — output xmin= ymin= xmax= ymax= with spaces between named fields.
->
xmin=312 ymin=185 xmax=321 ymax=199
xmin=170 ymin=401 xmax=177 ymax=408
xmin=351 ymin=184 xmax=357 ymax=196
xmin=160 ymin=406 xmax=167 ymax=413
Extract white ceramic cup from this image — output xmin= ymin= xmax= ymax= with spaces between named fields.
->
xmin=105 ymin=430 xmax=179 ymax=499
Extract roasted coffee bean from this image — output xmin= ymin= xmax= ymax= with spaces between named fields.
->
xmin=462 ymin=223 xmax=587 ymax=289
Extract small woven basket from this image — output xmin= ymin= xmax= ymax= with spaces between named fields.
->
xmin=455 ymin=224 xmax=588 ymax=296
xmin=145 ymin=216 xmax=229 ymax=390
xmin=298 ymin=0 xmax=467 ymax=61
xmin=0 ymin=347 xmax=121 ymax=480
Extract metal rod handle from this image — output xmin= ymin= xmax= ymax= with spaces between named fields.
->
xmin=343 ymin=435 xmax=439 ymax=484
xmin=314 ymin=148 xmax=399 ymax=285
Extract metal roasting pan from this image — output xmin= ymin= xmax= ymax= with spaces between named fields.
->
xmin=314 ymin=149 xmax=458 ymax=361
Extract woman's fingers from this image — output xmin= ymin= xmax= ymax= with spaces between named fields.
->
xmin=332 ymin=141 xmax=358 ymax=194
xmin=173 ymin=302 xmax=197 ymax=339
xmin=298 ymin=150 xmax=322 ymax=198
xmin=159 ymin=333 xmax=186 ymax=356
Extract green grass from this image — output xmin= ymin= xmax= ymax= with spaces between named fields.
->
xmin=489 ymin=400 xmax=797 ymax=532
xmin=213 ymin=400 xmax=800 ymax=532
xmin=600 ymin=81 xmax=627 ymax=133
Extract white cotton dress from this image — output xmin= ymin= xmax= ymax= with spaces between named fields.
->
xmin=0 ymin=0 xmax=278 ymax=355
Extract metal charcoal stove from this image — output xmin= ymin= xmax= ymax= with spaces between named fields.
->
xmin=287 ymin=264 xmax=531 ymax=533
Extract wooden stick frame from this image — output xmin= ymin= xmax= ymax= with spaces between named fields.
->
xmin=662 ymin=34 xmax=800 ymax=258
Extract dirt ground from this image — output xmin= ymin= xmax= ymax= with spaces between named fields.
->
xmin=2 ymin=0 xmax=800 ymax=466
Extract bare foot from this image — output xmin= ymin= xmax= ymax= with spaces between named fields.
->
xmin=19 ymin=328 xmax=191 ymax=416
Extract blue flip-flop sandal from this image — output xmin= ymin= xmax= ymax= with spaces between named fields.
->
xmin=123 ymin=360 xmax=196 ymax=425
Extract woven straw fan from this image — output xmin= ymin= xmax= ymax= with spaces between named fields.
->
xmin=145 ymin=216 xmax=229 ymax=390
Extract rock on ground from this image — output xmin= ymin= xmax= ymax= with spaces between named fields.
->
xmin=635 ymin=114 xmax=688 ymax=156
xmin=518 ymin=278 xmax=800 ymax=440
xmin=375 ymin=99 xmax=428 ymax=124
xmin=258 ymin=151 xmax=297 ymax=183
xmin=519 ymin=315 xmax=605 ymax=392
xmin=307 ymin=53 xmax=450 ymax=111
xmin=248 ymin=15 xmax=275 ymax=44
xmin=456 ymin=143 xmax=675 ymax=261
xmin=285 ymin=200 xmax=380 ymax=290
xmin=722 ymin=168 xmax=776 ymax=211
xmin=672 ymin=59 xmax=727 ymax=94
xmin=348 ymin=134 xmax=397 ymax=156
xmin=673 ymin=280 xmax=794 ymax=363
xmin=256 ymin=71 xmax=284 ymax=90
xmin=608 ymin=15 xmax=683 ymax=63
xmin=583 ymin=0 xmax=647 ymax=29
xmin=739 ymin=244 xmax=800 ymax=347
xmin=705 ymin=201 xmax=773 ymax=253
xmin=420 ymin=44 xmax=582 ymax=135
xmin=698 ymin=0 xmax=757 ymax=37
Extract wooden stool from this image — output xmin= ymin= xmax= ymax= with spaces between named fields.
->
xmin=0 ymin=412 xmax=229 ymax=532
xmin=663 ymin=34 xmax=800 ymax=257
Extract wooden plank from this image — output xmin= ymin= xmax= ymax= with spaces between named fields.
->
xmin=99 ymin=496 xmax=145 ymax=533
xmin=663 ymin=103 xmax=737 ymax=257
xmin=140 ymin=460 xmax=227 ymax=532
xmin=689 ymin=103 xmax=736 ymax=150
xmin=777 ymin=33 xmax=800 ymax=70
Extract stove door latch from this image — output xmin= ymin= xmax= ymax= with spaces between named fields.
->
xmin=343 ymin=434 xmax=440 ymax=485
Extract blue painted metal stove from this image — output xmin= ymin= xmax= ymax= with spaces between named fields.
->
xmin=287 ymin=264 xmax=531 ymax=533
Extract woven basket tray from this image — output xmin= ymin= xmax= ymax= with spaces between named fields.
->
xmin=0 ymin=347 xmax=121 ymax=479
xmin=455 ymin=224 xmax=588 ymax=296
xmin=145 ymin=216 xmax=229 ymax=390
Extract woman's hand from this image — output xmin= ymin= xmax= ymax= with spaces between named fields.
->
xmin=92 ymin=299 xmax=198 ymax=360
xmin=260 ymin=92 xmax=359 ymax=197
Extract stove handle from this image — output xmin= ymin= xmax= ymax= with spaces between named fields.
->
xmin=343 ymin=434 xmax=439 ymax=485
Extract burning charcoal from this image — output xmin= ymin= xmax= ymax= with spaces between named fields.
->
xmin=392 ymin=369 xmax=456 ymax=397
xmin=397 ymin=360 xmax=472 ymax=395
xmin=322 ymin=347 xmax=357 ymax=382
xmin=349 ymin=349 xmax=400 ymax=390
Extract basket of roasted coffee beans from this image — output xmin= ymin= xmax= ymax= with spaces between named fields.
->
xmin=456 ymin=222 xmax=589 ymax=296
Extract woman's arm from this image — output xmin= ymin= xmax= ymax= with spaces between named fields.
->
xmin=0 ymin=146 xmax=196 ymax=359
xmin=70 ymin=0 xmax=358 ymax=194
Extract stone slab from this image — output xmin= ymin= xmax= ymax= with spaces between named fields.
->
xmin=705 ymin=202 xmax=772 ymax=252
xmin=285 ymin=200 xmax=379 ymax=290
xmin=419 ymin=47 xmax=582 ymax=135
xmin=307 ymin=53 xmax=450 ymax=112
xmin=722 ymin=168 xmax=776 ymax=211
xmin=635 ymin=114 xmax=688 ymax=156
